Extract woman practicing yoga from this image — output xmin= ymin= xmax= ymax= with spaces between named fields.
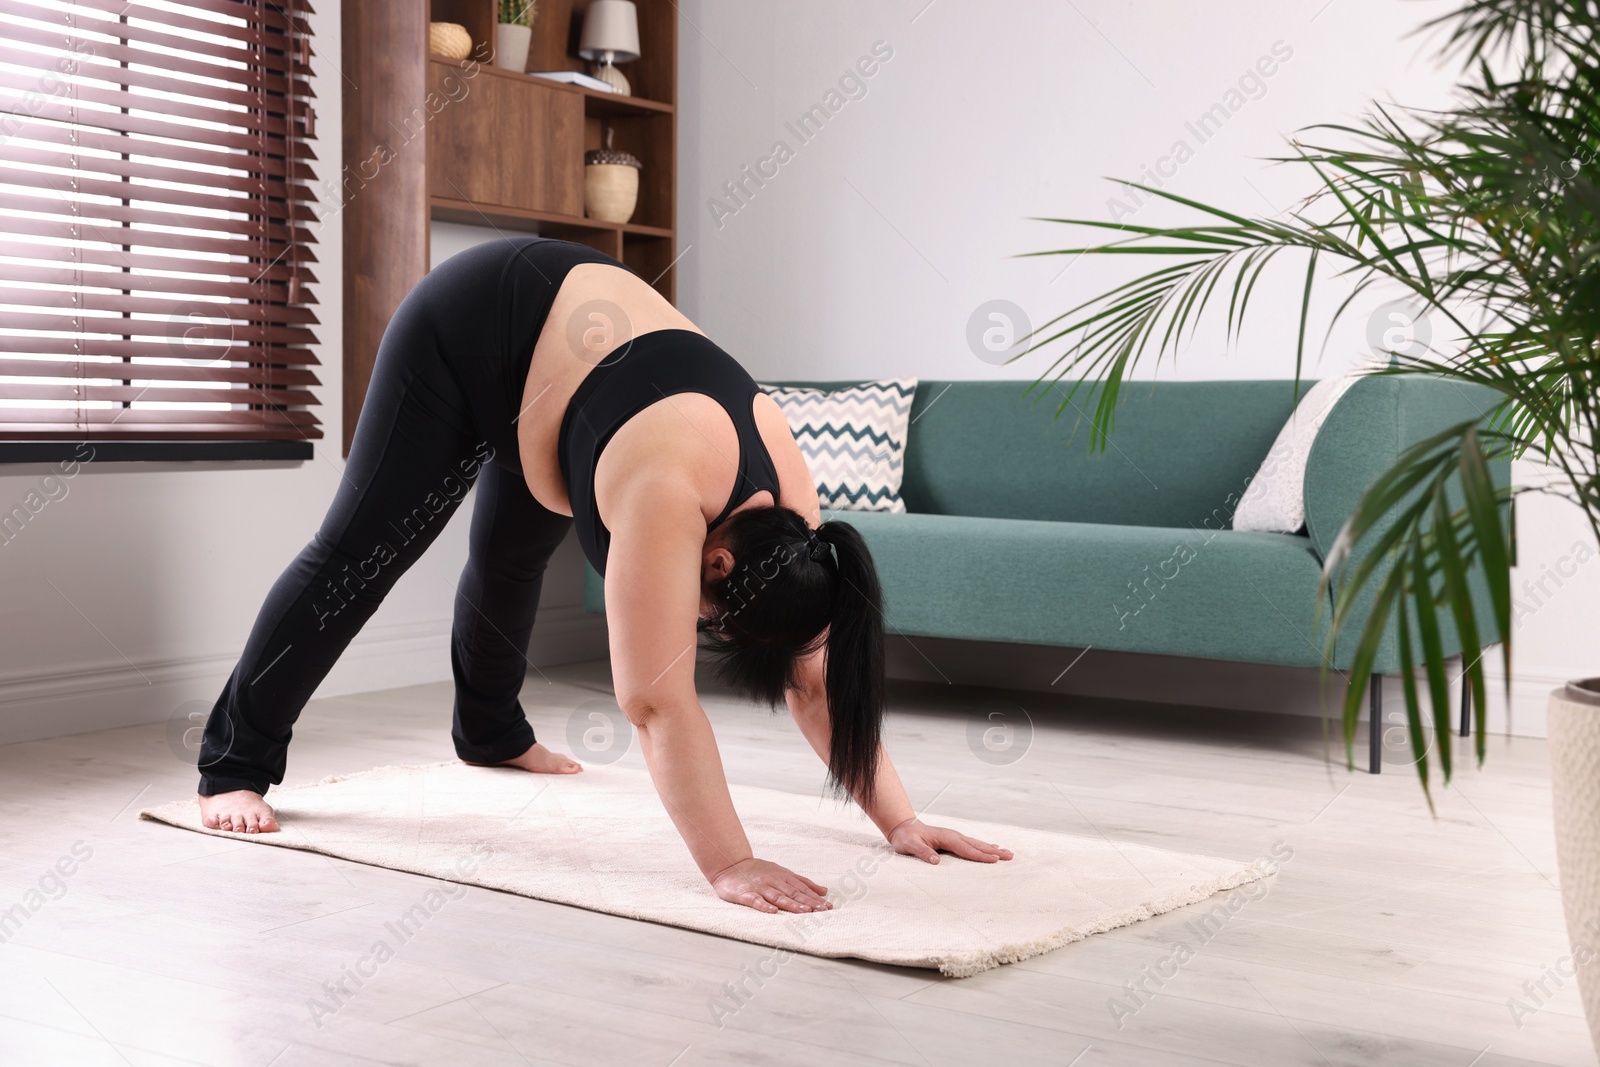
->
xmin=195 ymin=236 xmax=1011 ymax=913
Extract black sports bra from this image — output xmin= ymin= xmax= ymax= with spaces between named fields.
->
xmin=557 ymin=329 xmax=782 ymax=576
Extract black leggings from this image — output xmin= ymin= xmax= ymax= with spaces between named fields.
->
xmin=196 ymin=268 xmax=573 ymax=797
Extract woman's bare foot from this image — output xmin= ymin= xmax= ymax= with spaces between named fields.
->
xmin=198 ymin=790 xmax=280 ymax=833
xmin=465 ymin=741 xmax=583 ymax=774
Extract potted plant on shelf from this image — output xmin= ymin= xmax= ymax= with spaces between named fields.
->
xmin=1024 ymin=0 xmax=1599 ymax=1050
xmin=495 ymin=0 xmax=537 ymax=73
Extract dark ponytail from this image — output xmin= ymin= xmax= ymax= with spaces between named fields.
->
xmin=699 ymin=506 xmax=887 ymax=808
xmin=814 ymin=520 xmax=884 ymax=808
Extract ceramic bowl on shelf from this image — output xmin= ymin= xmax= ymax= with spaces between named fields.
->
xmin=584 ymin=128 xmax=641 ymax=224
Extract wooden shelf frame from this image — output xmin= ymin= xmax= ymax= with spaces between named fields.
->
xmin=431 ymin=55 xmax=674 ymax=113
xmin=430 ymin=195 xmax=673 ymax=238
xmin=341 ymin=0 xmax=677 ymax=457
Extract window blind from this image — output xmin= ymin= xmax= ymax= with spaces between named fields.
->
xmin=0 ymin=0 xmax=320 ymax=443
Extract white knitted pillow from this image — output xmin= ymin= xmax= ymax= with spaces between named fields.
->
xmin=760 ymin=378 xmax=917 ymax=512
xmin=1233 ymin=376 xmax=1361 ymax=533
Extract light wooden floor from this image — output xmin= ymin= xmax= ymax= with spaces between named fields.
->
xmin=0 ymin=660 xmax=1593 ymax=1067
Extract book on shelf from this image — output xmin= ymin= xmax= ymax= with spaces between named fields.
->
xmin=528 ymin=70 xmax=615 ymax=93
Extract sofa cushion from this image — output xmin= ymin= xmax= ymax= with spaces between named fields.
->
xmin=839 ymin=510 xmax=1333 ymax=669
xmin=760 ymin=378 xmax=916 ymax=512
xmin=1234 ymin=374 xmax=1360 ymax=533
xmin=895 ymin=380 xmax=1308 ymax=527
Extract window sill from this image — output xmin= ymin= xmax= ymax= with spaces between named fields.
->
xmin=0 ymin=441 xmax=314 ymax=464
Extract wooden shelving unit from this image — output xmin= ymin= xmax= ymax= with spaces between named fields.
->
xmin=341 ymin=0 xmax=677 ymax=455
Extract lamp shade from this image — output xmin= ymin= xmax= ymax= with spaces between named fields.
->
xmin=578 ymin=0 xmax=641 ymax=63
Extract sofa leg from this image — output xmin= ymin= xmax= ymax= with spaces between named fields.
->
xmin=1459 ymin=667 xmax=1472 ymax=738
xmin=1369 ymin=674 xmax=1383 ymax=774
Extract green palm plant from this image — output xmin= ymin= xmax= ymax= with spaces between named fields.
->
xmin=1025 ymin=0 xmax=1600 ymax=800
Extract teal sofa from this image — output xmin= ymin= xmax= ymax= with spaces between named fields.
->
xmin=584 ymin=377 xmax=1507 ymax=771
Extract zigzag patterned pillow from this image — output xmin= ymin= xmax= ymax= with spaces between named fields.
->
xmin=760 ymin=378 xmax=918 ymax=513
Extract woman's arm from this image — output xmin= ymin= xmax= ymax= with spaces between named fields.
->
xmin=785 ymin=647 xmax=914 ymax=835
xmin=785 ymin=646 xmax=1014 ymax=864
xmin=603 ymin=480 xmax=834 ymax=912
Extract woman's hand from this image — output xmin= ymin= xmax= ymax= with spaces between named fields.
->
xmin=711 ymin=857 xmax=834 ymax=914
xmin=888 ymin=817 xmax=1014 ymax=864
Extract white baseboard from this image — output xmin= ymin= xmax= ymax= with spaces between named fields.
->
xmin=2 ymin=606 xmax=1564 ymax=746
xmin=315 ymin=617 xmax=456 ymax=698
xmin=0 ymin=647 xmax=234 ymax=747
xmin=0 ymin=604 xmax=611 ymax=747
xmin=1479 ymin=667 xmax=1574 ymax=739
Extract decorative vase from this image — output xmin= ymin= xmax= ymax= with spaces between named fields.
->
xmin=1549 ymin=677 xmax=1600 ymax=1057
xmin=592 ymin=59 xmax=631 ymax=96
xmin=584 ymin=127 xmax=640 ymax=224
xmin=494 ymin=23 xmax=533 ymax=72
xmin=428 ymin=22 xmax=473 ymax=61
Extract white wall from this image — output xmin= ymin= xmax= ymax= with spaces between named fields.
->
xmin=672 ymin=0 xmax=1599 ymax=735
xmin=0 ymin=4 xmax=600 ymax=747
xmin=1497 ymin=465 xmax=1600 ymax=733
xmin=4 ymin=1 xmax=1591 ymax=748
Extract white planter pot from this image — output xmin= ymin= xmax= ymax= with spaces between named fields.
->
xmin=494 ymin=23 xmax=532 ymax=73
xmin=1549 ymin=677 xmax=1600 ymax=1057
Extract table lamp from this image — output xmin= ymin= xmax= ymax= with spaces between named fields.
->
xmin=578 ymin=0 xmax=641 ymax=96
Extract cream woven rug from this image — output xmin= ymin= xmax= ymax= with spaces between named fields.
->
xmin=141 ymin=761 xmax=1274 ymax=977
